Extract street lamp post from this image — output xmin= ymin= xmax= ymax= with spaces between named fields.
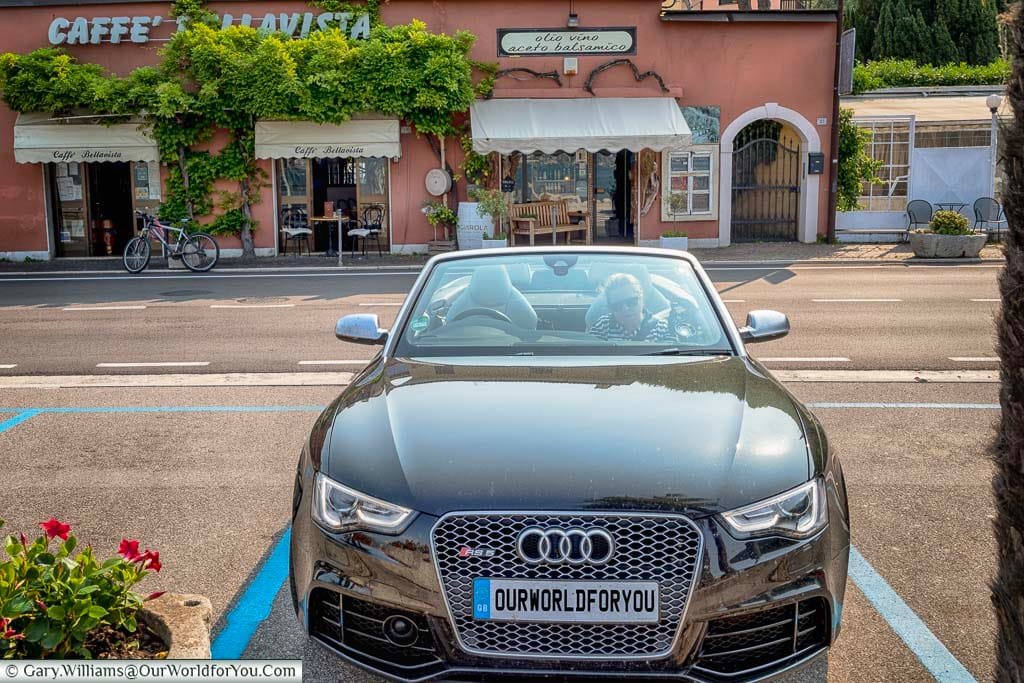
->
xmin=987 ymin=93 xmax=1003 ymax=200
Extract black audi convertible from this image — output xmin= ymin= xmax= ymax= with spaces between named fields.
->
xmin=289 ymin=247 xmax=850 ymax=682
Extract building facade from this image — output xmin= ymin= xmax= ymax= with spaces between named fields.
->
xmin=0 ymin=0 xmax=839 ymax=260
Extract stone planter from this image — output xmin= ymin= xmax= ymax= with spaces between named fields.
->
xmin=141 ymin=593 xmax=213 ymax=658
xmin=909 ymin=232 xmax=987 ymax=258
xmin=481 ymin=238 xmax=508 ymax=249
xmin=659 ymin=235 xmax=689 ymax=251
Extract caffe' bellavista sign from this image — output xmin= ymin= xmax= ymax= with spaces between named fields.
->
xmin=48 ymin=10 xmax=372 ymax=45
xmin=497 ymin=27 xmax=636 ymax=57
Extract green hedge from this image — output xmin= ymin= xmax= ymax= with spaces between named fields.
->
xmin=852 ymin=59 xmax=1010 ymax=94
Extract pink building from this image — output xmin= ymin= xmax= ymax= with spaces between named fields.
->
xmin=0 ymin=0 xmax=840 ymax=259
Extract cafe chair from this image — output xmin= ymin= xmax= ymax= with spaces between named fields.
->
xmin=905 ymin=200 xmax=933 ymax=240
xmin=280 ymin=207 xmax=313 ymax=256
xmin=974 ymin=196 xmax=1007 ymax=242
xmin=348 ymin=205 xmax=385 ymax=257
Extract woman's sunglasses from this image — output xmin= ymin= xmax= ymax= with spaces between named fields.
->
xmin=609 ymin=296 xmax=640 ymax=312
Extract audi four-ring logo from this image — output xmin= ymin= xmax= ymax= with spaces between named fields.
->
xmin=515 ymin=527 xmax=615 ymax=565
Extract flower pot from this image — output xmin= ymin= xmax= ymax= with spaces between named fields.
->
xmin=909 ymin=232 xmax=987 ymax=258
xmin=456 ymin=202 xmax=493 ymax=250
xmin=659 ymin=236 xmax=689 ymax=251
xmin=141 ymin=593 xmax=213 ymax=659
xmin=481 ymin=238 xmax=508 ymax=249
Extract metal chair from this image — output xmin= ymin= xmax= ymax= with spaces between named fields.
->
xmin=280 ymin=207 xmax=312 ymax=256
xmin=348 ymin=205 xmax=385 ymax=257
xmin=905 ymin=200 xmax=933 ymax=240
xmin=974 ymin=196 xmax=1007 ymax=242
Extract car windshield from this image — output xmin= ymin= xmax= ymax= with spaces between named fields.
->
xmin=393 ymin=253 xmax=734 ymax=357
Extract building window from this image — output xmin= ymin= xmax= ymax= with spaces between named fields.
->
xmin=662 ymin=149 xmax=716 ymax=221
xmin=854 ymin=117 xmax=911 ymax=212
xmin=914 ymin=123 xmax=991 ymax=149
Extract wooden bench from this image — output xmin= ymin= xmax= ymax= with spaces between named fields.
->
xmin=508 ymin=201 xmax=591 ymax=246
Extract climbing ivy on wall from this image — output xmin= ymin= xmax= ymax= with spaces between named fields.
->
xmin=0 ymin=0 xmax=486 ymax=256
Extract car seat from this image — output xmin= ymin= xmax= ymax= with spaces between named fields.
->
xmin=447 ymin=265 xmax=538 ymax=329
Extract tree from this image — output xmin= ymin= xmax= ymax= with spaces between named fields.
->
xmin=930 ymin=22 xmax=960 ymax=64
xmin=836 ymin=108 xmax=882 ymax=212
xmin=872 ymin=0 xmax=897 ymax=59
xmin=992 ymin=4 xmax=1024 ymax=681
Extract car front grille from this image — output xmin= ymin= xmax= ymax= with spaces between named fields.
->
xmin=431 ymin=512 xmax=704 ymax=660
xmin=694 ymin=597 xmax=830 ymax=677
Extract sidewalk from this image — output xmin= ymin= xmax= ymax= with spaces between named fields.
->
xmin=0 ymin=242 xmax=1005 ymax=274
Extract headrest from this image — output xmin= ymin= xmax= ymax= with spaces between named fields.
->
xmin=468 ymin=265 xmax=514 ymax=307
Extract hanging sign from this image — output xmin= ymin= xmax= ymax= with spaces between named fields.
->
xmin=497 ymin=27 xmax=636 ymax=57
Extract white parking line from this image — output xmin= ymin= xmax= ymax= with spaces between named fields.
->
xmin=96 ymin=362 xmax=211 ymax=368
xmin=774 ymin=369 xmax=997 ymax=383
xmin=948 ymin=356 xmax=999 ymax=362
xmin=210 ymin=304 xmax=295 ymax=309
xmin=62 ymin=305 xmax=147 ymax=311
xmin=0 ymin=372 xmax=351 ymax=389
xmin=297 ymin=360 xmax=372 ymax=366
xmin=811 ymin=298 xmax=902 ymax=303
xmin=720 ymin=299 xmax=745 ymax=303
xmin=970 ymin=299 xmax=1000 ymax=302
xmin=759 ymin=357 xmax=851 ymax=362
xmin=0 ymin=365 xmax=16 ymax=369
xmin=358 ymin=302 xmax=403 ymax=307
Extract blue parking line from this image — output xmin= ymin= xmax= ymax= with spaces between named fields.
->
xmin=0 ymin=410 xmax=41 ymax=433
xmin=849 ymin=546 xmax=976 ymax=682
xmin=211 ymin=528 xmax=292 ymax=659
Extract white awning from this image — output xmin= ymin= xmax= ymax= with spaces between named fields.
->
xmin=14 ymin=112 xmax=158 ymax=164
xmin=470 ymin=97 xmax=692 ymax=154
xmin=255 ymin=118 xmax=401 ymax=160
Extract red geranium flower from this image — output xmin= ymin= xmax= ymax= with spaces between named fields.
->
xmin=136 ymin=549 xmax=161 ymax=573
xmin=0 ymin=618 xmax=24 ymax=641
xmin=118 ymin=539 xmax=140 ymax=561
xmin=18 ymin=532 xmax=27 ymax=547
xmin=39 ymin=518 xmax=71 ymax=540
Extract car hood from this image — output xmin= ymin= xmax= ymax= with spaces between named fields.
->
xmin=319 ymin=356 xmax=813 ymax=517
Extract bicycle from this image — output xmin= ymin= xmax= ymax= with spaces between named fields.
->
xmin=124 ymin=211 xmax=220 ymax=273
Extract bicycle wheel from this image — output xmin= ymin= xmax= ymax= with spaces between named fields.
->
xmin=122 ymin=236 xmax=151 ymax=274
xmin=181 ymin=233 xmax=219 ymax=272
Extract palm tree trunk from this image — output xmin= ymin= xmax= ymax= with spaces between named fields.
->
xmin=992 ymin=6 xmax=1024 ymax=681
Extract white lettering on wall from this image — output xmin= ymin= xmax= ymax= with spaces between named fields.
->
xmin=48 ymin=11 xmax=373 ymax=45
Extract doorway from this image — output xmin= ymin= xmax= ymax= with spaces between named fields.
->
xmin=49 ymin=162 xmax=136 ymax=257
xmin=592 ymin=150 xmax=633 ymax=243
xmin=730 ymin=120 xmax=801 ymax=242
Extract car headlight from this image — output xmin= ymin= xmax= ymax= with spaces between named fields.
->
xmin=312 ymin=472 xmax=416 ymax=535
xmin=720 ymin=479 xmax=827 ymax=539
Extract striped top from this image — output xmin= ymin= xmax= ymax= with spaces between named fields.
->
xmin=589 ymin=312 xmax=675 ymax=343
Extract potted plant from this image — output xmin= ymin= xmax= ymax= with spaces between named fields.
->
xmin=466 ymin=188 xmax=510 ymax=250
xmin=909 ymin=210 xmax=987 ymax=258
xmin=421 ymin=200 xmax=458 ymax=242
xmin=0 ymin=517 xmax=211 ymax=660
xmin=659 ymin=230 xmax=689 ymax=251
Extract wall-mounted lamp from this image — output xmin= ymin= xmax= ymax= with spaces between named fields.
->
xmin=567 ymin=12 xmax=580 ymax=27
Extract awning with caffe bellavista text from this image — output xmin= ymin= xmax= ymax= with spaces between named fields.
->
xmin=255 ymin=118 xmax=401 ymax=160
xmin=14 ymin=112 xmax=159 ymax=164
xmin=470 ymin=97 xmax=692 ymax=155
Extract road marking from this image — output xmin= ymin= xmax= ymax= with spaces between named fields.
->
xmin=0 ymin=272 xmax=419 ymax=283
xmin=96 ymin=362 xmax=210 ymax=368
xmin=970 ymin=299 xmax=1000 ymax=302
xmin=0 ymin=372 xmax=352 ymax=389
xmin=358 ymin=302 xmax=403 ymax=306
xmin=948 ymin=356 xmax=999 ymax=362
xmin=0 ymin=406 xmax=324 ymax=414
xmin=808 ymin=402 xmax=999 ymax=409
xmin=773 ymin=369 xmax=998 ymax=383
xmin=720 ymin=299 xmax=745 ymax=303
xmin=62 ymin=305 xmax=147 ymax=311
xmin=0 ymin=410 xmax=41 ymax=434
xmin=0 ymin=365 xmax=16 ymax=369
xmin=849 ymin=547 xmax=977 ymax=682
xmin=212 ymin=528 xmax=291 ymax=659
xmin=811 ymin=298 xmax=902 ymax=303
xmin=210 ymin=303 xmax=296 ymax=309
xmin=297 ymin=360 xmax=372 ymax=366
xmin=759 ymin=357 xmax=851 ymax=363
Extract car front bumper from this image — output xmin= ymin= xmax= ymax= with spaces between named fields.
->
xmin=289 ymin=476 xmax=850 ymax=683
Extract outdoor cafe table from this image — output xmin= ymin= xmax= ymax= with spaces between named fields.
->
xmin=936 ymin=202 xmax=967 ymax=213
xmin=309 ymin=216 xmax=354 ymax=266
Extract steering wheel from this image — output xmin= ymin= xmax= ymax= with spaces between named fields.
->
xmin=448 ymin=307 xmax=513 ymax=325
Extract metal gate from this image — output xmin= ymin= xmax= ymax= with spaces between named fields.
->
xmin=731 ymin=121 xmax=801 ymax=242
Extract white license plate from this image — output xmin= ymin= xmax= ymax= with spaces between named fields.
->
xmin=472 ymin=578 xmax=659 ymax=624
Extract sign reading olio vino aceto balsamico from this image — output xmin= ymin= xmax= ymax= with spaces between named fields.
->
xmin=497 ymin=28 xmax=636 ymax=57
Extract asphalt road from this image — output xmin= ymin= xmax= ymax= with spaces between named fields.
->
xmin=0 ymin=262 xmax=1004 ymax=374
xmin=0 ymin=262 xmax=1005 ymax=682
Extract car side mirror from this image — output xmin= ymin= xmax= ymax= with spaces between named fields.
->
xmin=738 ymin=310 xmax=789 ymax=344
xmin=336 ymin=314 xmax=388 ymax=345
